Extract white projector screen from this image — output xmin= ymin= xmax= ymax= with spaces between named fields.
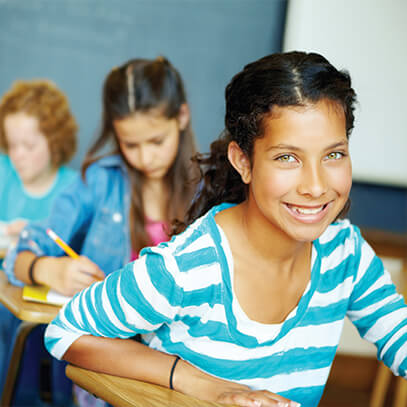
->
xmin=283 ymin=0 xmax=407 ymax=187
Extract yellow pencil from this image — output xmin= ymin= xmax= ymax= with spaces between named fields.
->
xmin=46 ymin=228 xmax=79 ymax=259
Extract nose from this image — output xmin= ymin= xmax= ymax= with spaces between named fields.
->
xmin=137 ymin=145 xmax=153 ymax=169
xmin=297 ymin=162 xmax=328 ymax=198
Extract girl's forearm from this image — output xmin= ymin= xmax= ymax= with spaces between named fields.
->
xmin=64 ymin=335 xmax=177 ymax=388
xmin=63 ymin=335 xmax=250 ymax=401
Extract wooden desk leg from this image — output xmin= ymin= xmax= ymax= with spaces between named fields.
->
xmin=393 ymin=377 xmax=407 ymax=407
xmin=0 ymin=321 xmax=38 ymax=406
xmin=369 ymin=362 xmax=392 ymax=407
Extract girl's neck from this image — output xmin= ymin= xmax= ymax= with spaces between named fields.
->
xmin=142 ymin=178 xmax=168 ymax=221
xmin=22 ymin=167 xmax=58 ymax=197
xmin=220 ymin=201 xmax=311 ymax=274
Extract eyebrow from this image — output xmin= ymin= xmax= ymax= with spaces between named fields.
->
xmin=267 ymin=140 xmax=348 ymax=152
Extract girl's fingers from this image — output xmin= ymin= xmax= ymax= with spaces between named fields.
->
xmin=218 ymin=391 xmax=299 ymax=407
xmin=77 ymin=256 xmax=105 ymax=280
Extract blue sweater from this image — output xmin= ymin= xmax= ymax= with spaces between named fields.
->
xmin=45 ymin=203 xmax=407 ymax=407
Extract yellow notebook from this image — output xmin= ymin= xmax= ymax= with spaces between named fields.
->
xmin=22 ymin=285 xmax=72 ymax=306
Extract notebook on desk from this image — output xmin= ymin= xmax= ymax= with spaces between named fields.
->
xmin=22 ymin=285 xmax=72 ymax=306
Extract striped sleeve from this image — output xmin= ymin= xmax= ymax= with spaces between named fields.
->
xmin=44 ymin=247 xmax=184 ymax=360
xmin=347 ymin=227 xmax=407 ymax=377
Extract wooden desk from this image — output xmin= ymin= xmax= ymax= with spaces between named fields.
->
xmin=0 ymin=271 xmax=61 ymax=405
xmin=66 ymin=365 xmax=237 ymax=407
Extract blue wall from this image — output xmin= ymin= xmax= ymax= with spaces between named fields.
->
xmin=349 ymin=182 xmax=407 ymax=234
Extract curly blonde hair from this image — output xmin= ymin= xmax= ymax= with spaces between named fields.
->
xmin=0 ymin=80 xmax=77 ymax=166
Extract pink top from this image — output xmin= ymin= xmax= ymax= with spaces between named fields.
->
xmin=130 ymin=218 xmax=168 ymax=261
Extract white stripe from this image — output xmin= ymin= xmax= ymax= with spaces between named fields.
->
xmin=320 ymin=237 xmax=355 ymax=274
xmin=380 ymin=324 xmax=407 ymax=360
xmin=318 ymin=220 xmax=350 ymax=244
xmin=147 ymin=244 xmax=222 ymax=291
xmin=354 ymin=269 xmax=393 ymax=303
xmin=242 ymin=366 xmax=331 ymax=392
xmin=364 ymin=308 xmax=407 ymax=343
xmin=133 ymin=256 xmax=179 ymax=320
xmin=45 ymin=324 xmax=84 ymax=360
xmin=310 ymin=276 xmax=353 ymax=307
xmin=59 ymin=296 xmax=86 ymax=333
xmin=177 ymin=303 xmax=227 ymax=324
xmin=97 ymin=278 xmax=135 ymax=334
xmin=116 ymin=273 xmax=163 ymax=332
xmin=68 ymin=295 xmax=84 ymax=329
xmin=176 ymin=233 xmax=214 ymax=256
xmin=80 ymin=289 xmax=103 ymax=336
xmin=391 ymin=341 xmax=407 ymax=376
xmin=165 ymin=320 xmax=343 ymax=361
xmin=353 ymin=241 xmax=375 ymax=287
xmin=348 ymin=293 xmax=401 ymax=322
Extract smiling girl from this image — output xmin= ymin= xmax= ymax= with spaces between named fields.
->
xmin=45 ymin=52 xmax=407 ymax=407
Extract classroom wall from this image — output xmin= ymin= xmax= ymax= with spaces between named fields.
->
xmin=0 ymin=0 xmax=287 ymax=169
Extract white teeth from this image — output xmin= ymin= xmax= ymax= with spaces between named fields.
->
xmin=290 ymin=205 xmax=324 ymax=215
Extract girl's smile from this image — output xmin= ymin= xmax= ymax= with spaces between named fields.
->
xmin=283 ymin=201 xmax=333 ymax=224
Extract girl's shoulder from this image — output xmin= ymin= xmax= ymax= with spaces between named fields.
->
xmin=316 ymin=219 xmax=367 ymax=269
xmin=318 ymin=218 xmax=362 ymax=246
xmin=83 ymin=155 xmax=126 ymax=179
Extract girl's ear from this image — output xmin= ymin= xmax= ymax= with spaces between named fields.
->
xmin=177 ymin=103 xmax=190 ymax=130
xmin=228 ymin=141 xmax=251 ymax=184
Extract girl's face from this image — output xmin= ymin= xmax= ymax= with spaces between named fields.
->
xmin=113 ymin=106 xmax=188 ymax=181
xmin=4 ymin=112 xmax=53 ymax=185
xmin=234 ymin=99 xmax=352 ymax=243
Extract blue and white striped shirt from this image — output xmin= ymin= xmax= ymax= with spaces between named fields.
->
xmin=45 ymin=203 xmax=407 ymax=407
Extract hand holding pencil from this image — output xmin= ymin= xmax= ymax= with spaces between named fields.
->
xmin=44 ymin=228 xmax=105 ymax=296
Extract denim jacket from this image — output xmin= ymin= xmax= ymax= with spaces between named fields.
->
xmin=5 ymin=155 xmax=131 ymax=286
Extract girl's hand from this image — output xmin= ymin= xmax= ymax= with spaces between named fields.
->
xmin=6 ymin=219 xmax=27 ymax=236
xmin=174 ymin=359 xmax=299 ymax=407
xmin=36 ymin=256 xmax=105 ymax=296
xmin=217 ymin=389 xmax=300 ymax=407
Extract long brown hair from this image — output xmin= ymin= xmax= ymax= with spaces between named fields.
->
xmin=82 ymin=57 xmax=198 ymax=253
xmin=176 ymin=51 xmax=356 ymax=233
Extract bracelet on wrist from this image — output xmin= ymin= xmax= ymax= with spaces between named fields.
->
xmin=28 ymin=256 xmax=45 ymax=286
xmin=169 ymin=355 xmax=181 ymax=390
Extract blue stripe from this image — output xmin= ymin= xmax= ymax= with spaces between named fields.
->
xmin=317 ymin=257 xmax=355 ymax=293
xmin=351 ymin=284 xmax=398 ymax=311
xmin=382 ymin=332 xmax=407 ymax=370
xmin=119 ymin=261 xmax=174 ymax=326
xmin=155 ymin=326 xmax=335 ymax=378
xmin=175 ymin=247 xmax=219 ymax=271
xmin=299 ymin=299 xmax=348 ymax=326
xmin=318 ymin=226 xmax=352 ymax=255
xmin=350 ymin=255 xmax=383 ymax=303
xmin=279 ymin=385 xmax=325 ymax=407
